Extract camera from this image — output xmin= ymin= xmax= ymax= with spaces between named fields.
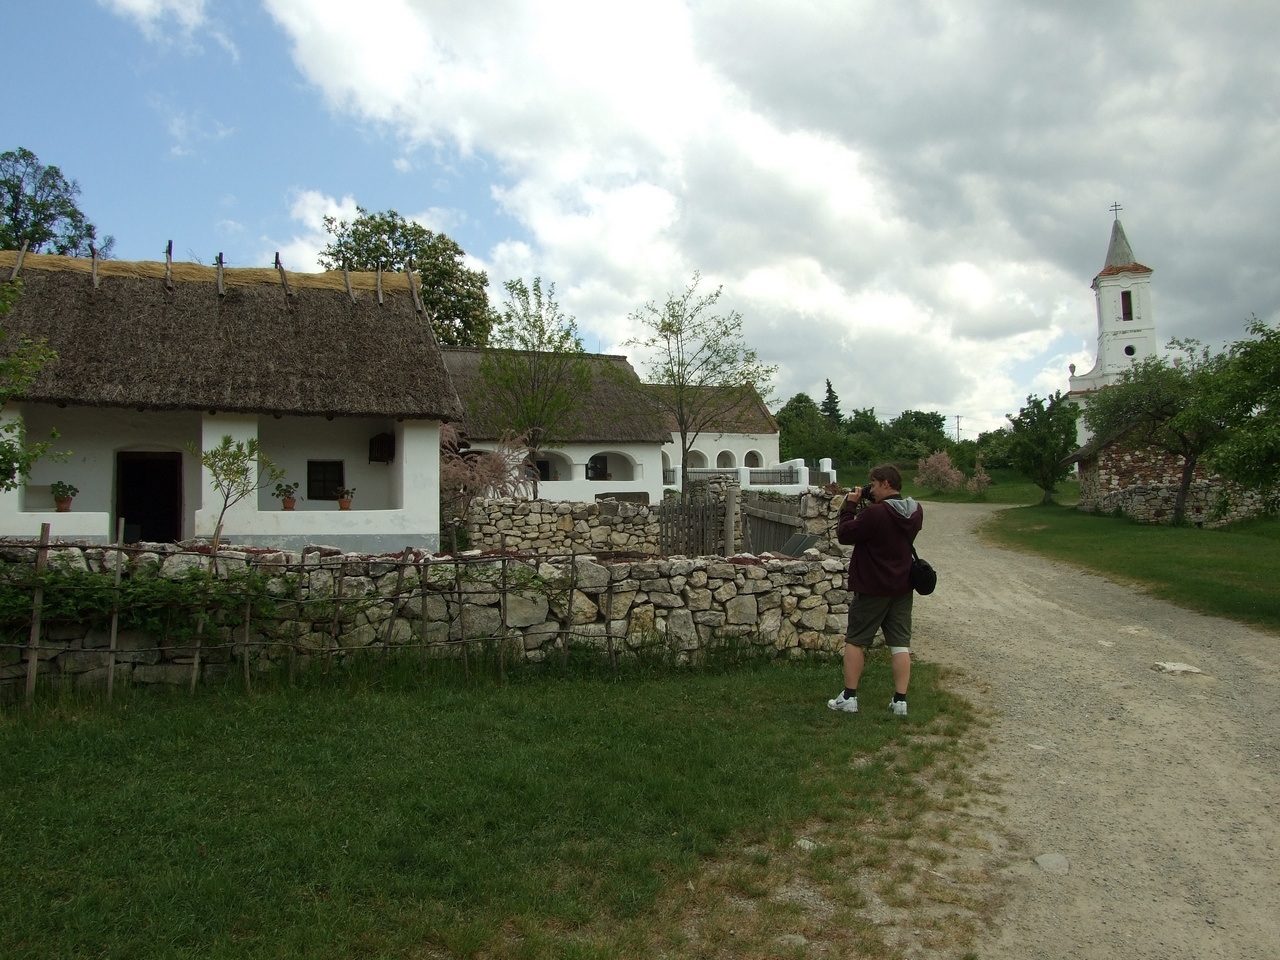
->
xmin=858 ymin=483 xmax=874 ymax=502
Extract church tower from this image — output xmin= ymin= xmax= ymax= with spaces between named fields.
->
xmin=1069 ymin=212 xmax=1159 ymax=441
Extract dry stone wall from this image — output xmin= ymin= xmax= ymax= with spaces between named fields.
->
xmin=468 ymin=487 xmax=849 ymax=558
xmin=2 ymin=535 xmax=854 ymax=695
xmin=1078 ymin=442 xmax=1266 ymax=527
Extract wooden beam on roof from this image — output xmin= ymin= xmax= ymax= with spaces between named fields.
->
xmin=343 ymin=265 xmax=356 ymax=304
xmin=406 ymin=258 xmax=424 ymax=313
xmin=10 ymin=240 xmax=28 ymax=281
xmin=90 ymin=243 xmax=99 ymax=288
xmin=274 ymin=252 xmax=292 ymax=297
xmin=216 ymin=253 xmax=225 ymax=296
xmin=164 ymin=240 xmax=173 ymax=289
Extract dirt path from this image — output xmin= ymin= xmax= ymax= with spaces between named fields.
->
xmin=915 ymin=502 xmax=1280 ymax=959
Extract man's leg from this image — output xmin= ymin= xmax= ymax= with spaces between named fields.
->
xmin=890 ymin=649 xmax=911 ymax=695
xmin=843 ymin=642 xmax=866 ymax=691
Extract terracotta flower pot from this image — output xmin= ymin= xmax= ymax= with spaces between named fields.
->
xmin=338 ymin=498 xmax=352 ymax=511
xmin=54 ymin=497 xmax=73 ymax=513
xmin=282 ymin=498 xmax=296 ymax=511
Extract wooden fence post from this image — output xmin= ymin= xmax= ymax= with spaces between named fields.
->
xmin=106 ymin=518 xmax=125 ymax=704
xmin=24 ymin=523 xmax=51 ymax=708
xmin=326 ymin=561 xmax=346 ymax=673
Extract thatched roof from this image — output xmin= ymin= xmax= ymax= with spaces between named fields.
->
xmin=441 ymin=347 xmax=671 ymax=444
xmin=0 ymin=251 xmax=464 ymax=421
xmin=652 ymin=384 xmax=779 ymax=436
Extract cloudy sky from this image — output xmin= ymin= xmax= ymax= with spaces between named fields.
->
xmin=11 ymin=1 xmax=1280 ymax=437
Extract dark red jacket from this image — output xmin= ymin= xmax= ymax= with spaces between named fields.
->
xmin=837 ymin=495 xmax=924 ymax=596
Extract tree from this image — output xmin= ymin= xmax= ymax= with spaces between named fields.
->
xmin=1082 ymin=341 xmax=1230 ymax=523
xmin=439 ymin=424 xmax=533 ymax=546
xmin=1204 ymin=317 xmax=1280 ymax=507
xmin=819 ymin=379 xmax=843 ymax=427
xmin=1 ymin=147 xmax=114 ymax=257
xmin=318 ymin=207 xmax=493 ymax=346
xmin=476 ymin=278 xmax=592 ymax=497
xmin=0 ymin=280 xmax=60 ymax=490
xmin=627 ymin=273 xmax=777 ymax=492
xmin=775 ymin=392 xmax=828 ymax=464
xmin=1007 ymin=391 xmax=1080 ymax=505
xmin=187 ymin=435 xmax=285 ymax=561
xmin=885 ymin=409 xmax=949 ymax=462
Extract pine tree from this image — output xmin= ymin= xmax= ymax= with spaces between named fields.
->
xmin=819 ymin=379 xmax=843 ymax=427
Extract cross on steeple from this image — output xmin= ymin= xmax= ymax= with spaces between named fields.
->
xmin=1109 ymin=201 xmax=1123 ymax=220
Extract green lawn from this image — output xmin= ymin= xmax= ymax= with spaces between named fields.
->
xmin=837 ymin=466 xmax=1079 ymax=506
xmin=982 ymin=505 xmax=1280 ymax=633
xmin=0 ymin=656 xmax=972 ymax=960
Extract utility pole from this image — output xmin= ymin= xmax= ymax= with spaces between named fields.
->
xmin=954 ymin=415 xmax=962 ymax=443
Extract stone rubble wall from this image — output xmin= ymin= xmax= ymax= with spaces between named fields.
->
xmin=1 ymin=535 xmax=855 ymax=694
xmin=467 ymin=486 xmax=849 ymax=558
xmin=1077 ymin=443 xmax=1266 ymax=527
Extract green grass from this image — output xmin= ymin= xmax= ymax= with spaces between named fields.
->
xmin=837 ymin=466 xmax=1078 ymax=506
xmin=0 ymin=655 xmax=972 ymax=960
xmin=982 ymin=505 xmax=1280 ymax=632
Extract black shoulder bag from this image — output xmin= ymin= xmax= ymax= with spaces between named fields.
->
xmin=909 ymin=545 xmax=937 ymax=596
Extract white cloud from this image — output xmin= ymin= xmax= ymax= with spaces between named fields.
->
xmin=258 ymin=0 xmax=1280 ymax=438
xmin=100 ymin=0 xmax=237 ymax=57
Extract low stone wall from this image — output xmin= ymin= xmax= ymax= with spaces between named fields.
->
xmin=468 ymin=487 xmax=848 ymax=557
xmin=1078 ymin=443 xmax=1265 ymax=526
xmin=2 ymin=538 xmax=853 ymax=694
xmin=468 ymin=498 xmax=663 ymax=555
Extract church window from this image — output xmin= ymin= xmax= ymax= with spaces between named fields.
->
xmin=1124 ymin=345 xmax=1136 ymax=357
xmin=1121 ymin=290 xmax=1134 ymax=322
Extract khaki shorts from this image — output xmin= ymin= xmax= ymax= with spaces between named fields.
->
xmin=845 ymin=592 xmax=913 ymax=649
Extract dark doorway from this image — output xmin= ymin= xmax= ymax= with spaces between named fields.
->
xmin=117 ymin=452 xmax=183 ymax=543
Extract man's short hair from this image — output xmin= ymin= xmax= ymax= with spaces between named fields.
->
xmin=870 ymin=464 xmax=903 ymax=491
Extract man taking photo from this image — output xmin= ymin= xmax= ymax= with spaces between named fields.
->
xmin=827 ymin=464 xmax=924 ymax=716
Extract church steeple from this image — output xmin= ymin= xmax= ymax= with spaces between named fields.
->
xmin=1068 ymin=208 xmax=1160 ymax=441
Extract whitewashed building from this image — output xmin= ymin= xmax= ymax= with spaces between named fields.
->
xmin=1 ymin=251 xmax=462 ymax=552
xmin=1068 ymin=216 xmax=1160 ymax=444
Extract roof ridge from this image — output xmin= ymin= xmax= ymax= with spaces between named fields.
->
xmin=0 ymin=249 xmax=414 ymax=294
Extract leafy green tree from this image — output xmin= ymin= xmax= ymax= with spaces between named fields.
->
xmin=0 ymin=280 xmax=60 ymax=490
xmin=885 ymin=409 xmax=948 ymax=461
xmin=627 ymin=273 xmax=776 ymax=492
xmin=1 ymin=147 xmax=114 ymax=257
xmin=187 ymin=435 xmax=285 ymax=559
xmin=477 ymin=278 xmax=592 ymax=497
xmin=819 ymin=379 xmax=843 ymax=427
xmin=1082 ymin=341 xmax=1231 ymax=522
xmin=775 ymin=392 xmax=828 ymax=463
xmin=976 ymin=427 xmax=1017 ymax=469
xmin=1204 ymin=317 xmax=1280 ymax=506
xmin=318 ymin=207 xmax=493 ymax=346
xmin=1007 ymin=391 xmax=1080 ymax=505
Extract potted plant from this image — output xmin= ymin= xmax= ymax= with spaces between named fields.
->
xmin=334 ymin=486 xmax=356 ymax=510
xmin=50 ymin=481 xmax=79 ymax=512
xmin=273 ymin=481 xmax=300 ymax=511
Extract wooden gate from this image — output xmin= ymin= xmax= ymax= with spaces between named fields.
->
xmin=656 ymin=498 xmax=722 ymax=557
xmin=741 ymin=492 xmax=805 ymax=554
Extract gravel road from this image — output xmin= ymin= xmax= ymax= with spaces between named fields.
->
xmin=914 ymin=502 xmax=1280 ymax=960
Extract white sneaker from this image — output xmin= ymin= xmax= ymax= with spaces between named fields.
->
xmin=827 ymin=692 xmax=858 ymax=713
xmin=889 ymin=699 xmax=908 ymax=717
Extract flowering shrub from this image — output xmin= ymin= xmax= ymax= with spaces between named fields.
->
xmin=967 ymin=458 xmax=992 ymax=496
xmin=916 ymin=450 xmax=965 ymax=492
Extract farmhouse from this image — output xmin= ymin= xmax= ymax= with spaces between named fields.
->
xmin=0 ymin=250 xmax=462 ymax=552
xmin=443 ymin=347 xmax=788 ymax=503
xmin=440 ymin=347 xmax=672 ymax=502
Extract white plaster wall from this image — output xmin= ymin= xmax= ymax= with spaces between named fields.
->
xmin=3 ymin=404 xmax=201 ymax=541
xmin=254 ymin=415 xmax=399 ymax=511
xmin=477 ymin=441 xmax=666 ymax=503
xmin=669 ymin=431 xmax=781 ymax=481
xmin=0 ymin=405 xmax=443 ymax=552
xmin=203 ymin=415 xmax=443 ymax=552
